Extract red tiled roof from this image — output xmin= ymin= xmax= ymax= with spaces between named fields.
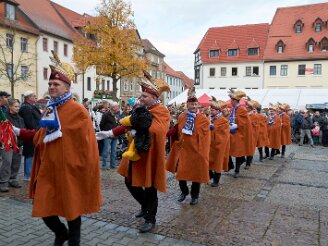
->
xmin=0 ymin=3 xmax=39 ymax=35
xmin=196 ymin=23 xmax=270 ymax=64
xmin=51 ymin=2 xmax=91 ymax=29
xmin=164 ymin=62 xmax=181 ymax=78
xmin=141 ymin=39 xmax=165 ymax=57
xmin=177 ymin=71 xmax=194 ymax=89
xmin=264 ymin=2 xmax=328 ymax=60
xmin=15 ymin=0 xmax=75 ymax=40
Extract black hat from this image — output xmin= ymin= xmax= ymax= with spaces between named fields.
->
xmin=0 ymin=91 xmax=11 ymax=97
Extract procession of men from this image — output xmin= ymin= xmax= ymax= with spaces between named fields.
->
xmin=0 ymin=51 xmax=304 ymax=245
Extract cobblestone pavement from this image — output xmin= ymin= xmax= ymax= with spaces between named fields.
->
xmin=1 ymin=143 xmax=328 ymax=245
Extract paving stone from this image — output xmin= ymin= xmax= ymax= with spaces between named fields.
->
xmin=276 ymin=168 xmax=328 ymax=187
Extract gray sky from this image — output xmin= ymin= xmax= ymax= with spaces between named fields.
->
xmin=53 ymin=0 xmax=327 ymax=77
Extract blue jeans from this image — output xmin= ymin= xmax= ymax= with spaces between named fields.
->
xmin=24 ymin=156 xmax=33 ymax=180
xmin=101 ymin=138 xmax=118 ymax=168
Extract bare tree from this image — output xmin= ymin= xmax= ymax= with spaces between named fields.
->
xmin=0 ymin=22 xmax=35 ymax=96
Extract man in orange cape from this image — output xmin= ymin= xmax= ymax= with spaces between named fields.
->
xmin=228 ymin=89 xmax=254 ymax=178
xmin=244 ymin=98 xmax=260 ymax=169
xmin=255 ymin=106 xmax=270 ymax=162
xmin=97 ymin=71 xmax=170 ymax=233
xmin=265 ymin=104 xmax=282 ymax=160
xmin=208 ymin=98 xmax=230 ymax=187
xmin=166 ymin=87 xmax=210 ymax=205
xmin=278 ymin=103 xmax=292 ymax=158
xmin=28 ymin=51 xmax=102 ymax=245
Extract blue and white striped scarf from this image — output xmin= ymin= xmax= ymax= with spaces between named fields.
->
xmin=182 ymin=110 xmax=198 ymax=135
xmin=39 ymin=92 xmax=72 ymax=143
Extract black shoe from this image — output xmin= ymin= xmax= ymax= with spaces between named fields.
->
xmin=233 ymin=172 xmax=240 ymax=178
xmin=269 ymin=156 xmax=274 ymax=160
xmin=9 ymin=181 xmax=22 ymax=188
xmin=139 ymin=222 xmax=155 ymax=233
xmin=190 ymin=198 xmax=198 ymax=205
xmin=135 ymin=210 xmax=145 ymax=218
xmin=54 ymin=234 xmax=68 ymax=246
xmin=0 ymin=186 xmax=9 ymax=192
xmin=177 ymin=193 xmax=187 ymax=202
xmin=210 ymin=182 xmax=218 ymax=187
xmin=281 ymin=154 xmax=285 ymax=158
xmin=263 ymin=155 xmax=269 ymax=159
xmin=259 ymin=157 xmax=264 ymax=162
xmin=244 ymin=165 xmax=250 ymax=170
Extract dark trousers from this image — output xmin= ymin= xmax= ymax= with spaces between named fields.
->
xmin=246 ymin=156 xmax=253 ymax=166
xmin=230 ymin=156 xmax=245 ymax=173
xmin=281 ymin=145 xmax=286 ymax=155
xmin=179 ymin=180 xmax=200 ymax=199
xmin=258 ymin=147 xmax=263 ymax=160
xmin=42 ymin=216 xmax=81 ymax=246
xmin=125 ymin=178 xmax=158 ymax=224
xmin=209 ymin=171 xmax=221 ymax=184
xmin=265 ymin=147 xmax=277 ymax=157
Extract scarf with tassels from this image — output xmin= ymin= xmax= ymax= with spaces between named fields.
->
xmin=182 ymin=110 xmax=198 ymax=135
xmin=39 ymin=92 xmax=72 ymax=143
xmin=268 ymin=114 xmax=276 ymax=126
xmin=210 ymin=112 xmax=222 ymax=130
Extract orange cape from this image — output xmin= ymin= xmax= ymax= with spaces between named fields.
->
xmin=281 ymin=113 xmax=292 ymax=145
xmin=166 ymin=112 xmax=210 ymax=183
xmin=267 ymin=115 xmax=282 ymax=149
xmin=117 ymin=104 xmax=170 ymax=192
xmin=29 ymin=99 xmax=102 ymax=220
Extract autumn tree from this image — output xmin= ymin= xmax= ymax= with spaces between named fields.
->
xmin=73 ymin=0 xmax=148 ymax=101
xmin=0 ymin=24 xmax=35 ymax=96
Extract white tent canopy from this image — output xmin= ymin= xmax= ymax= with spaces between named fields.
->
xmin=168 ymin=89 xmax=328 ymax=110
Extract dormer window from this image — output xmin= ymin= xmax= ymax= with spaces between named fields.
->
xmin=275 ymin=40 xmax=286 ymax=53
xmin=315 ymin=23 xmax=322 ymax=32
xmin=306 ymin=38 xmax=316 ymax=52
xmin=5 ymin=3 xmax=16 ymax=20
xmin=227 ymin=49 xmax=238 ymax=56
xmin=319 ymin=37 xmax=328 ymax=51
xmin=313 ymin=17 xmax=323 ymax=32
xmin=209 ymin=49 xmax=219 ymax=57
xmin=247 ymin=48 xmax=259 ymax=56
xmin=294 ymin=19 xmax=304 ymax=33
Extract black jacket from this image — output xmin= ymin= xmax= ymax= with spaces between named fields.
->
xmin=19 ymin=102 xmax=41 ymax=157
xmin=100 ymin=111 xmax=118 ymax=131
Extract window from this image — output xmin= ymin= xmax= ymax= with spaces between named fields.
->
xmin=298 ymin=64 xmax=306 ymax=75
xmin=130 ymin=82 xmax=133 ymax=91
xmin=253 ymin=66 xmax=259 ymax=76
xmin=6 ymin=64 xmax=13 ymax=79
xmin=246 ymin=66 xmax=252 ymax=76
xmin=53 ymin=41 xmax=58 ymax=53
xmin=227 ymin=49 xmax=238 ymax=56
xmin=277 ymin=46 xmax=283 ymax=53
xmin=308 ymin=44 xmax=314 ymax=52
xmin=123 ymin=81 xmax=128 ymax=91
xmin=232 ymin=67 xmax=238 ymax=76
xmin=314 ymin=64 xmax=322 ymax=75
xmin=220 ymin=87 xmax=226 ymax=90
xmin=43 ymin=68 xmax=48 ymax=80
xmin=6 ymin=34 xmax=13 ymax=48
xmin=270 ymin=66 xmax=276 ymax=76
xmin=5 ymin=3 xmax=15 ymax=20
xmin=281 ymin=65 xmax=288 ymax=76
xmin=64 ymin=44 xmax=68 ymax=56
xmin=209 ymin=50 xmax=219 ymax=57
xmin=315 ymin=23 xmax=322 ymax=32
xmin=209 ymin=68 xmax=215 ymax=77
xmin=102 ymin=79 xmax=105 ymax=90
xmin=320 ymin=37 xmax=328 ymax=51
xmin=21 ymin=66 xmax=28 ymax=80
xmin=21 ymin=38 xmax=28 ymax=52
xmin=43 ymin=38 xmax=48 ymax=52
xmin=194 ymin=66 xmax=200 ymax=85
xmin=295 ymin=25 xmax=302 ymax=33
xmin=87 ymin=77 xmax=91 ymax=91
xmin=221 ymin=67 xmax=226 ymax=76
xmin=195 ymin=51 xmax=200 ymax=64
xmin=247 ymin=48 xmax=258 ymax=56
xmin=107 ymin=80 xmax=110 ymax=90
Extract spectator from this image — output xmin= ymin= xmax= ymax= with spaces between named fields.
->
xmin=0 ymin=99 xmax=25 ymax=192
xmin=322 ymin=113 xmax=328 ymax=147
xmin=312 ymin=111 xmax=324 ymax=144
xmin=0 ymin=91 xmax=10 ymax=113
xmin=299 ymin=112 xmax=314 ymax=147
xmin=312 ymin=122 xmax=320 ymax=145
xmin=100 ymin=102 xmax=119 ymax=169
xmin=19 ymin=90 xmax=41 ymax=181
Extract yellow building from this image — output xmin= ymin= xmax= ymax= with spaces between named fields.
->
xmin=0 ymin=0 xmax=39 ymax=100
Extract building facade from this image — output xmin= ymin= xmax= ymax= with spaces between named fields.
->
xmin=163 ymin=63 xmax=184 ymax=105
xmin=263 ymin=3 xmax=328 ymax=88
xmin=194 ymin=24 xmax=269 ymax=90
xmin=0 ymin=0 xmax=39 ymax=99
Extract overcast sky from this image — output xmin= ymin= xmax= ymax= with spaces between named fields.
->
xmin=53 ymin=0 xmax=327 ymax=77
